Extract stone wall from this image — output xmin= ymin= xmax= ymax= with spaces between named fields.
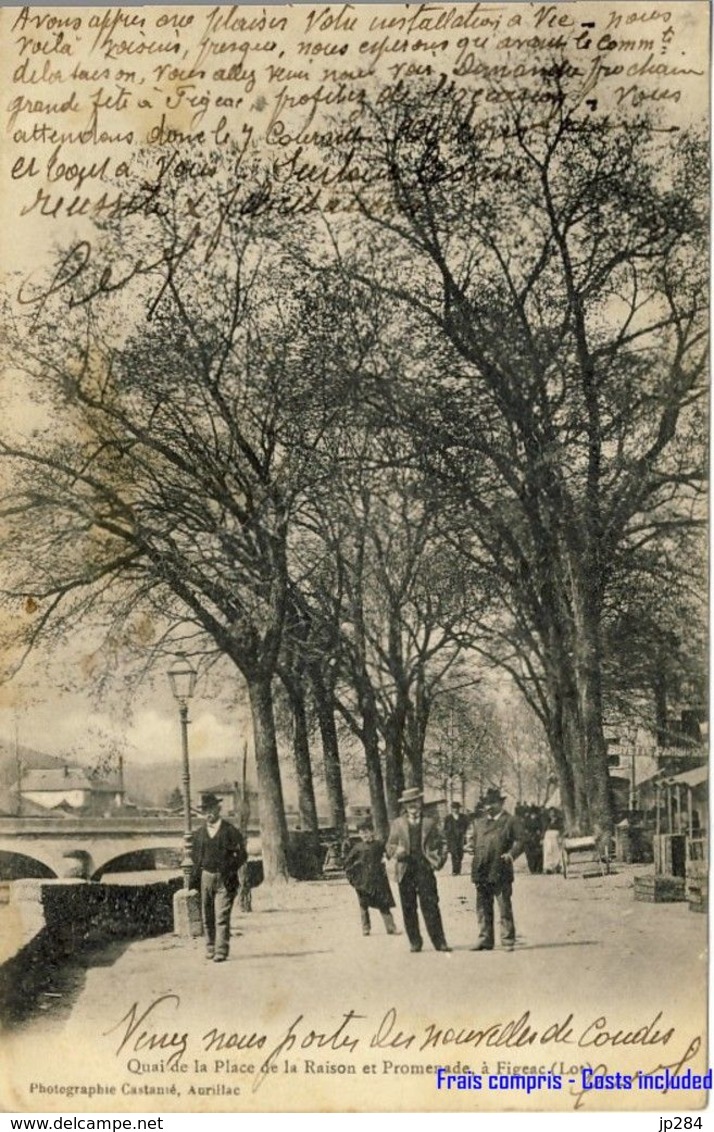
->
xmin=0 ymin=877 xmax=183 ymax=1022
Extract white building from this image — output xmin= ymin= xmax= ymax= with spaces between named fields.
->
xmin=18 ymin=766 xmax=124 ymax=814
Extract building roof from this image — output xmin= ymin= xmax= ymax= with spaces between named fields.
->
xmin=204 ymin=782 xmax=240 ymax=794
xmin=20 ymin=768 xmax=121 ymax=794
xmin=668 ymin=765 xmax=708 ymax=790
xmin=637 ymin=762 xmax=708 ymax=792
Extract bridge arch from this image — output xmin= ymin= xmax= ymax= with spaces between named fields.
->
xmin=0 ymin=819 xmax=198 ymax=882
xmin=0 ymin=850 xmax=57 ymax=881
xmin=93 ymin=847 xmax=180 ymax=881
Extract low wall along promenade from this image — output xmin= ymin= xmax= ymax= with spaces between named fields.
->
xmin=0 ymin=876 xmax=183 ymax=1022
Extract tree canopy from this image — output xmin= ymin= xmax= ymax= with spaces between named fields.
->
xmin=1 ymin=71 xmax=707 ymax=860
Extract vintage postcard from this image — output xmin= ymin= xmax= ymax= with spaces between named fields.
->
xmin=0 ymin=0 xmax=709 ymax=1115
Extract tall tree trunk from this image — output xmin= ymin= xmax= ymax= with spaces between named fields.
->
xmin=404 ymin=676 xmax=429 ymax=789
xmin=364 ymin=728 xmax=389 ymax=840
xmin=652 ymin=664 xmax=669 ymax=748
xmin=248 ymin=673 xmax=290 ymax=882
xmin=286 ymin=674 xmax=322 ymax=880
xmin=349 ymin=519 xmax=388 ymax=836
xmin=577 ymin=655 xmax=613 ymax=840
xmin=545 ymin=681 xmax=578 ymax=833
xmin=573 ymin=574 xmax=614 ymax=840
xmin=310 ymin=668 xmax=347 ymax=832
xmin=357 ymin=677 xmax=389 ymax=838
xmin=284 ymin=675 xmax=320 ymax=839
xmin=384 ymin=691 xmax=406 ymax=817
xmin=543 ymin=596 xmax=614 ymax=837
xmin=384 ymin=616 xmax=406 ymax=814
xmin=383 ymin=744 xmax=403 ymax=819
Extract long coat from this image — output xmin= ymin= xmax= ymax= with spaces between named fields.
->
xmin=343 ymin=840 xmax=395 ymax=909
xmin=444 ymin=812 xmax=469 ymax=852
xmin=386 ymin=815 xmax=447 ymax=883
xmin=469 ymin=811 xmax=524 ymax=890
xmin=191 ymin=820 xmax=247 ymax=898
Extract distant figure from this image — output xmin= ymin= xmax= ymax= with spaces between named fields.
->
xmin=443 ymin=801 xmax=469 ymax=875
xmin=344 ymin=820 xmax=397 ymax=936
xmin=522 ymin=804 xmax=544 ymax=874
xmin=386 ymin=787 xmax=451 ymax=953
xmin=323 ymin=837 xmax=345 ymax=875
xmin=542 ymin=808 xmax=563 ymax=874
xmin=469 ymin=787 xmax=524 ymax=952
xmin=191 ymin=792 xmax=247 ymax=963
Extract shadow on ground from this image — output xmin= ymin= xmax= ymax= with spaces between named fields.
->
xmin=1 ymin=936 xmax=133 ymax=1033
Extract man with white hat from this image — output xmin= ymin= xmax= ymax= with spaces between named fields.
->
xmin=386 ymin=787 xmax=451 ymax=953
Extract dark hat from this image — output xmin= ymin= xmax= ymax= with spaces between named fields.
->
xmin=451 ymin=801 xmax=462 ymax=808
xmin=357 ymin=818 xmax=374 ymax=832
xmin=201 ymin=792 xmax=222 ymax=811
xmin=483 ymin=787 xmax=505 ymax=806
xmin=399 ymin=787 xmax=423 ymax=805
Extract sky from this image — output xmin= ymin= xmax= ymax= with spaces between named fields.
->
xmin=0 ymin=646 xmax=256 ymax=770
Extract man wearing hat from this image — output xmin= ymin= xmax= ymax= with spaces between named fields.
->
xmin=444 ymin=800 xmax=469 ymax=876
xmin=386 ymin=787 xmax=451 ymax=953
xmin=191 ymin=792 xmax=247 ymax=962
xmin=470 ymin=787 xmax=524 ymax=951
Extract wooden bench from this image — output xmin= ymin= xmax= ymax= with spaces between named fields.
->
xmin=561 ymin=836 xmax=609 ymax=879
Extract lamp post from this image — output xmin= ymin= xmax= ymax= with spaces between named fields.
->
xmin=624 ymin=722 xmax=637 ymax=813
xmin=168 ymin=653 xmax=197 ymax=894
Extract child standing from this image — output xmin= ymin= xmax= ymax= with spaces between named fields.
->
xmin=344 ymin=820 xmax=398 ymax=936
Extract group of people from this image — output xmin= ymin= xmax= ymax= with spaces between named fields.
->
xmin=344 ymin=786 xmax=524 ymax=953
xmin=190 ymin=785 xmax=528 ymax=962
xmin=515 ymin=803 xmax=564 ymax=875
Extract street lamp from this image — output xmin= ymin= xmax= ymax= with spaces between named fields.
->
xmin=624 ymin=722 xmax=638 ymax=813
xmin=168 ymin=653 xmax=197 ymax=893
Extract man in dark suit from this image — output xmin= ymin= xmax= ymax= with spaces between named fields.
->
xmin=386 ymin=787 xmax=451 ymax=953
xmin=444 ymin=801 xmax=469 ymax=875
xmin=470 ymin=787 xmax=524 ymax=952
xmin=191 ymin=792 xmax=247 ymax=962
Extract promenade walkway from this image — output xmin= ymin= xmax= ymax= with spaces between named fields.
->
xmin=2 ymin=865 xmax=707 ymax=1114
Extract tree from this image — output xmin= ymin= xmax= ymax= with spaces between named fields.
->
xmin=602 ymin=527 xmax=707 ymax=743
xmin=293 ymin=416 xmax=481 ymax=829
xmin=423 ymin=684 xmax=507 ymax=804
xmin=274 ymin=615 xmax=320 ymax=845
xmin=496 ymin=694 xmax=555 ymax=806
xmin=262 ymin=266 xmax=484 ymax=830
xmin=166 ymin=786 xmax=183 ymax=812
xmin=326 ymin=75 xmax=707 ymax=835
xmin=1 ymin=158 xmax=335 ymax=881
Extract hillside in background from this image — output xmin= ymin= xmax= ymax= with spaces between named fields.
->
xmin=0 ymin=738 xmax=364 ymax=814
xmin=124 ymin=756 xmax=260 ymax=809
xmin=0 ymin=740 xmax=65 ymax=786
xmin=0 ymin=740 xmax=257 ymax=808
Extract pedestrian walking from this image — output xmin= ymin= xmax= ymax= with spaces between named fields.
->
xmin=444 ymin=801 xmax=469 ymax=875
xmin=191 ymin=792 xmax=247 ymax=962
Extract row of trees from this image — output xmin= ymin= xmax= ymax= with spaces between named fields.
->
xmin=1 ymin=74 xmax=706 ymax=879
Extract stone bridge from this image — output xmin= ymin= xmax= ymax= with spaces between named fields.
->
xmin=0 ymin=817 xmax=261 ymax=880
